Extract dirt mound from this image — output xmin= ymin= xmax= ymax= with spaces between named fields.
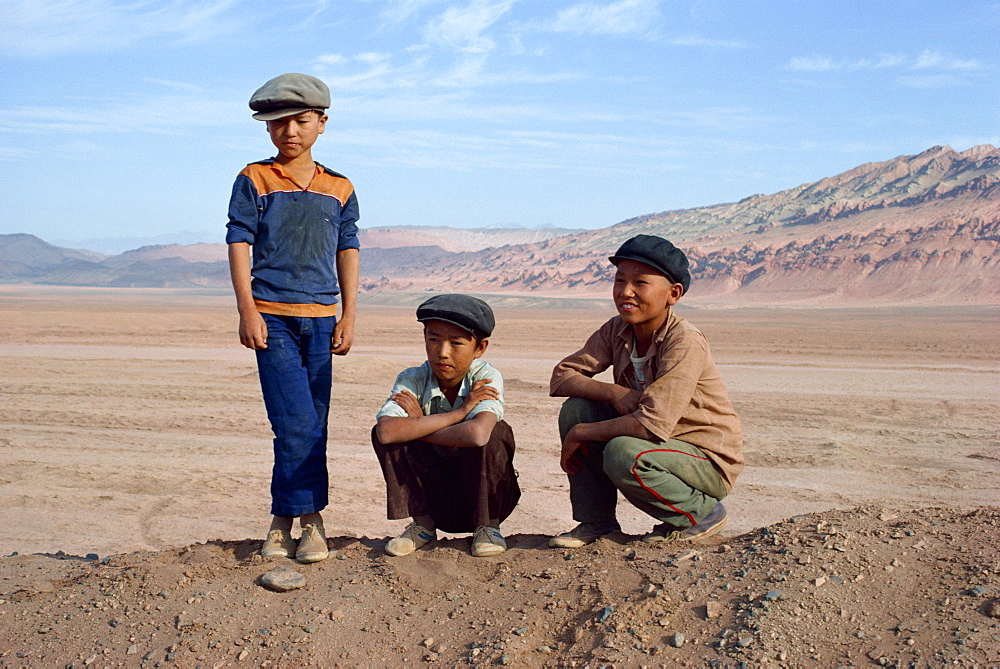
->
xmin=2 ymin=505 xmax=997 ymax=666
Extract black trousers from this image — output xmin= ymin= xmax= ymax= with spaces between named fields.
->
xmin=371 ymin=420 xmax=520 ymax=534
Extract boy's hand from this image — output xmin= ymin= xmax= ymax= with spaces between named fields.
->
xmin=560 ymin=426 xmax=590 ymax=475
xmin=609 ymin=386 xmax=642 ymax=415
xmin=238 ymin=311 xmax=268 ymax=350
xmin=391 ymin=389 xmax=422 ymax=418
xmin=331 ymin=318 xmax=354 ymax=356
xmin=459 ymin=379 xmax=500 ymax=414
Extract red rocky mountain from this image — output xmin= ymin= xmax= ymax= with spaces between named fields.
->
xmin=365 ymin=145 xmax=999 ymax=305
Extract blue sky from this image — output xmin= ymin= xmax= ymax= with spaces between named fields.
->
xmin=1 ymin=0 xmax=998 ymax=251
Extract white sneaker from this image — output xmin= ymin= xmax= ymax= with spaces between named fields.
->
xmin=385 ymin=522 xmax=436 ymax=557
xmin=471 ymin=526 xmax=507 ymax=557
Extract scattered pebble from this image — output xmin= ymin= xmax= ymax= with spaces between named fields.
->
xmin=985 ymin=599 xmax=1000 ymax=619
xmin=670 ymin=632 xmax=684 ymax=647
xmin=259 ymin=566 xmax=306 ymax=592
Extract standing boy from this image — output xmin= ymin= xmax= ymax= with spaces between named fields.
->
xmin=372 ymin=294 xmax=520 ymax=558
xmin=549 ymin=235 xmax=742 ymax=547
xmin=226 ymin=73 xmax=360 ymax=563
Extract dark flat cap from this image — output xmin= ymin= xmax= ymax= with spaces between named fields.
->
xmin=249 ymin=73 xmax=330 ymax=121
xmin=609 ymin=234 xmax=691 ymax=293
xmin=416 ymin=294 xmax=495 ymax=338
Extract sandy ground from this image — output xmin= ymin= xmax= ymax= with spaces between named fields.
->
xmin=1 ymin=287 xmax=996 ymax=557
xmin=0 ymin=286 xmax=998 ymax=666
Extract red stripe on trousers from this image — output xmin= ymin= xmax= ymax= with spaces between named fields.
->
xmin=630 ymin=448 xmax=710 ymax=527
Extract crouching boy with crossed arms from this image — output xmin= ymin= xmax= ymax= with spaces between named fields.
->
xmin=549 ymin=235 xmax=743 ymax=548
xmin=372 ymin=294 xmax=520 ymax=558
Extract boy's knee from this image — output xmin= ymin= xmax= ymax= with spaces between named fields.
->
xmin=558 ymin=397 xmax=590 ymax=428
xmin=602 ymin=436 xmax=639 ymax=483
xmin=559 ymin=397 xmax=616 ymax=437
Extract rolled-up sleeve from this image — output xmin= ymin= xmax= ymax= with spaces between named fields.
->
xmin=375 ymin=368 xmax=424 ymax=420
xmin=466 ymin=365 xmax=504 ymax=421
xmin=337 ymin=191 xmax=361 ymax=251
xmin=225 ymin=174 xmax=259 ymax=245
xmin=550 ymin=320 xmax=615 ymax=396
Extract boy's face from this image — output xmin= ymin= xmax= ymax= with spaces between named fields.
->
xmin=423 ymin=320 xmax=488 ymax=390
xmin=266 ymin=111 xmax=327 ymax=160
xmin=613 ymin=259 xmax=683 ymax=330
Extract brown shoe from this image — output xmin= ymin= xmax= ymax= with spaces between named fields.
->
xmin=260 ymin=529 xmax=297 ymax=558
xmin=296 ymin=523 xmax=329 ymax=563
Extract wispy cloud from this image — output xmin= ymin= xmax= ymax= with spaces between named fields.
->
xmin=0 ymin=95 xmax=243 ymax=136
xmin=541 ymin=0 xmax=660 ymax=36
xmin=786 ymin=56 xmax=841 ymax=72
xmin=667 ymin=36 xmax=747 ymax=48
xmin=378 ymin=0 xmax=446 ymax=24
xmin=424 ymin=0 xmax=516 ymax=53
xmin=897 ymin=74 xmax=971 ymax=89
xmin=912 ymin=49 xmax=980 ymax=71
xmin=142 ymin=78 xmax=204 ymax=93
xmin=313 ymin=52 xmax=431 ymax=91
xmin=0 ymin=146 xmax=37 ymax=161
xmin=0 ymin=0 xmax=247 ymax=57
xmin=786 ymin=50 xmax=981 ymax=73
xmin=328 ymin=125 xmax=683 ymax=173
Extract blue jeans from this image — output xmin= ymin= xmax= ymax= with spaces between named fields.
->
xmin=256 ymin=313 xmax=334 ymax=517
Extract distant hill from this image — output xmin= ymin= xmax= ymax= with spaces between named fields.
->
xmin=0 ymin=227 xmax=580 ymax=290
xmin=370 ymin=145 xmax=999 ymax=305
xmin=357 ymin=226 xmax=585 ymax=253
xmin=3 ymin=145 xmax=998 ymax=304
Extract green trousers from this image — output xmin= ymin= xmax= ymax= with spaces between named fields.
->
xmin=559 ymin=397 xmax=727 ymax=529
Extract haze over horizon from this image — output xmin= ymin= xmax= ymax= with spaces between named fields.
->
xmin=2 ymin=0 xmax=998 ymax=253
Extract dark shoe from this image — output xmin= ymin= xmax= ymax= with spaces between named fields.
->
xmin=548 ymin=520 xmax=621 ymax=548
xmin=644 ymin=502 xmax=728 ymax=543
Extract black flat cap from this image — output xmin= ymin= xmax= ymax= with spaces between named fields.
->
xmin=609 ymin=234 xmax=691 ymax=293
xmin=249 ymin=73 xmax=330 ymax=121
xmin=416 ymin=294 xmax=495 ymax=338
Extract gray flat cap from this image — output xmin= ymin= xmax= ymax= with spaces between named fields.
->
xmin=249 ymin=73 xmax=330 ymax=121
xmin=416 ymin=294 xmax=495 ymax=339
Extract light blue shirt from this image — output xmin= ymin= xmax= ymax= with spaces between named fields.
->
xmin=375 ymin=359 xmax=504 ymax=422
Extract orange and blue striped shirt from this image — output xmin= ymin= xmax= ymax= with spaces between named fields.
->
xmin=225 ymin=158 xmax=359 ymax=310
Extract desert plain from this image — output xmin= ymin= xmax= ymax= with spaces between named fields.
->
xmin=0 ymin=286 xmax=998 ymax=666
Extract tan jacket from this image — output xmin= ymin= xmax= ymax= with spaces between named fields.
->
xmin=550 ymin=309 xmax=744 ymax=491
